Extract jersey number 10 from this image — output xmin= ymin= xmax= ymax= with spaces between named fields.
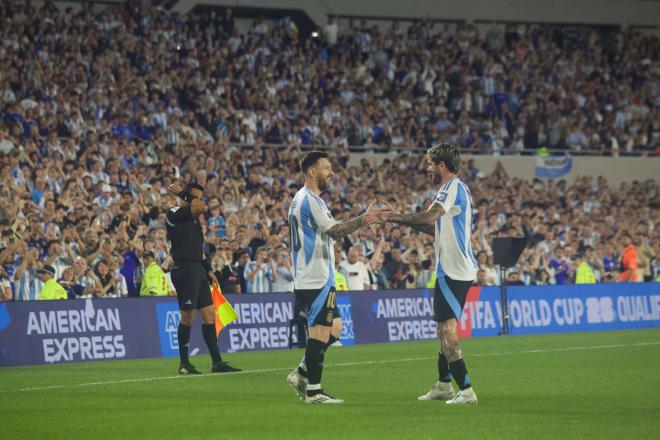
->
xmin=289 ymin=215 xmax=302 ymax=252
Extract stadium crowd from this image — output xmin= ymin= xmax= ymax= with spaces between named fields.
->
xmin=0 ymin=2 xmax=659 ymax=300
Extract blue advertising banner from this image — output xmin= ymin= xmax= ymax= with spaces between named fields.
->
xmin=1 ymin=283 xmax=658 ymax=366
xmin=459 ymin=283 xmax=660 ymax=337
xmin=0 ymin=298 xmax=162 ymax=366
xmin=336 ymin=294 xmax=355 ymax=346
xmin=217 ymin=293 xmax=294 ymax=352
xmin=154 ymin=301 xmax=181 ymax=357
xmin=349 ymin=289 xmax=437 ymax=344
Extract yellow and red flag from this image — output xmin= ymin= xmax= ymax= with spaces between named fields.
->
xmin=211 ymin=284 xmax=238 ymax=336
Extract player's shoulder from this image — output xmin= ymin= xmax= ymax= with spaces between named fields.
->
xmin=440 ymin=177 xmax=460 ymax=189
xmin=305 ymin=189 xmax=324 ymax=205
xmin=290 ymin=187 xmax=308 ymax=206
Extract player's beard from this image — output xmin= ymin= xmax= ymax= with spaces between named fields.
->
xmin=318 ymin=175 xmax=330 ymax=192
xmin=428 ymin=171 xmax=440 ymax=184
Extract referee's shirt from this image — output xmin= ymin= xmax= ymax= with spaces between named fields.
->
xmin=432 ymin=177 xmax=478 ymax=281
xmin=165 ymin=205 xmax=204 ymax=261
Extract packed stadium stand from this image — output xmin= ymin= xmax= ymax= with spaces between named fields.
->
xmin=0 ymin=0 xmax=659 ymax=301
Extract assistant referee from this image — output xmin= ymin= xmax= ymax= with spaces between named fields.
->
xmin=166 ymin=180 xmax=240 ymax=374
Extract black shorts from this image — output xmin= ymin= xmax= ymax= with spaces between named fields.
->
xmin=171 ymin=261 xmax=212 ymax=311
xmin=433 ymin=275 xmax=474 ymax=322
xmin=294 ymin=286 xmax=340 ymax=327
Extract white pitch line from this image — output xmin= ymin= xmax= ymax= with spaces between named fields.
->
xmin=3 ymin=341 xmax=659 ymax=393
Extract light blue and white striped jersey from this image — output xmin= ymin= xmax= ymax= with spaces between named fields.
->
xmin=432 ymin=177 xmax=478 ymax=281
xmin=288 ymin=187 xmax=337 ymax=290
xmin=243 ymin=262 xmax=273 ymax=293
xmin=13 ymin=269 xmax=44 ymax=301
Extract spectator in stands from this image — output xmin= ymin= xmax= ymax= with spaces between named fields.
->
xmin=0 ymin=266 xmax=12 ymax=301
xmin=550 ymin=248 xmax=570 ymax=285
xmin=533 ymin=269 xmax=553 ymax=286
xmin=213 ymin=248 xmax=241 ymax=293
xmin=384 ymin=247 xmax=412 ymax=289
xmin=575 ymin=252 xmax=597 ymax=284
xmin=601 ymin=244 xmax=619 ymax=281
xmin=235 ymin=251 xmax=251 ymax=293
xmin=637 ymin=233 xmax=656 ymax=282
xmin=13 ymin=245 xmax=41 ymax=301
xmin=37 ymin=265 xmax=67 ymax=300
xmin=72 ymin=257 xmax=98 ymax=298
xmin=340 ymin=246 xmax=371 ymax=291
xmin=271 ymin=249 xmax=294 ymax=293
xmin=140 ymin=251 xmax=168 ymax=296
xmin=94 ymin=259 xmax=117 ymax=298
xmin=506 ymin=269 xmax=526 ymax=286
xmin=333 ymin=244 xmax=349 ymax=291
xmin=244 ymin=247 xmax=276 ymax=293
xmin=416 ymin=260 xmax=434 ymax=288
xmin=477 ymin=251 xmax=498 ymax=285
xmin=476 ymin=269 xmax=490 ymax=287
xmin=620 ymin=233 xmax=639 ymax=282
xmin=58 ymin=267 xmax=84 ymax=299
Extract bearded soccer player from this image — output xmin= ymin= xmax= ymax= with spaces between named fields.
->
xmin=286 ymin=151 xmax=388 ymax=404
xmin=166 ymin=181 xmax=240 ymax=375
xmin=379 ymin=143 xmax=478 ymax=404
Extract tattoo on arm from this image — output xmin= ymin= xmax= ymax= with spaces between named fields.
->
xmin=409 ymin=223 xmax=435 ymax=236
xmin=327 ymin=216 xmax=365 ymax=240
xmin=388 ymin=204 xmax=444 ymax=227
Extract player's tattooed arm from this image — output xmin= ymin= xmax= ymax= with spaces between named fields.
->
xmin=327 ymin=216 xmax=365 ymax=240
xmin=328 ymin=200 xmax=392 ymax=240
xmin=387 ymin=203 xmax=445 ymax=228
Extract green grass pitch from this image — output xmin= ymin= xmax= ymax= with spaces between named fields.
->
xmin=2 ymin=329 xmax=659 ymax=439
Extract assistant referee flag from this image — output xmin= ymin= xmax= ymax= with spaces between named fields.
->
xmin=211 ymin=284 xmax=238 ymax=336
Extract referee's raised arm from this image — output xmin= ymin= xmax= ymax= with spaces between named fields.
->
xmin=167 ymin=181 xmax=208 ymax=218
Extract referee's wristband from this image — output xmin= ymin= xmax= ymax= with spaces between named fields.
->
xmin=178 ymin=191 xmax=193 ymax=203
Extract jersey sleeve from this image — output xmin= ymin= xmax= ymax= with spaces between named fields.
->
xmin=431 ymin=180 xmax=458 ymax=215
xmin=243 ymin=262 xmax=254 ymax=278
xmin=166 ymin=206 xmax=192 ymax=225
xmin=309 ymin=197 xmax=337 ymax=233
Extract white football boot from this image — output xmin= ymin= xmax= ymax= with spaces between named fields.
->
xmin=305 ymin=392 xmax=345 ymax=404
xmin=418 ymin=381 xmax=456 ymax=401
xmin=446 ymin=387 xmax=478 ymax=405
xmin=287 ymin=368 xmax=308 ymax=398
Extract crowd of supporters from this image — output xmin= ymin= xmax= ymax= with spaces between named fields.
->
xmin=0 ymin=1 xmax=659 ymax=300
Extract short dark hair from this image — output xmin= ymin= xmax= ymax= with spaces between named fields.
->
xmin=427 ymin=143 xmax=461 ymax=173
xmin=300 ymin=151 xmax=329 ymax=174
xmin=185 ymin=181 xmax=205 ymax=193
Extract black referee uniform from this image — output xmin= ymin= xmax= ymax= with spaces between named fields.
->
xmin=166 ymin=205 xmax=212 ymax=310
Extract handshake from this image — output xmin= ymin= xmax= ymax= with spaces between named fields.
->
xmin=362 ymin=200 xmax=397 ymax=226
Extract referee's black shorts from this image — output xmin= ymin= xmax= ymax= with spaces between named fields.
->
xmin=171 ymin=260 xmax=212 ymax=311
xmin=433 ymin=274 xmax=474 ymax=322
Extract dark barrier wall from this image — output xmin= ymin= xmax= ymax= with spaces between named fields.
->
xmin=1 ymin=283 xmax=659 ymax=366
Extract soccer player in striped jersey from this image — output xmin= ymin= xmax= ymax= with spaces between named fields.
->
xmin=286 ymin=151 xmax=389 ymax=404
xmin=379 ymin=143 xmax=479 ymax=405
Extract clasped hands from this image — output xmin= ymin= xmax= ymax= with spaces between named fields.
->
xmin=362 ymin=200 xmax=397 ymax=226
